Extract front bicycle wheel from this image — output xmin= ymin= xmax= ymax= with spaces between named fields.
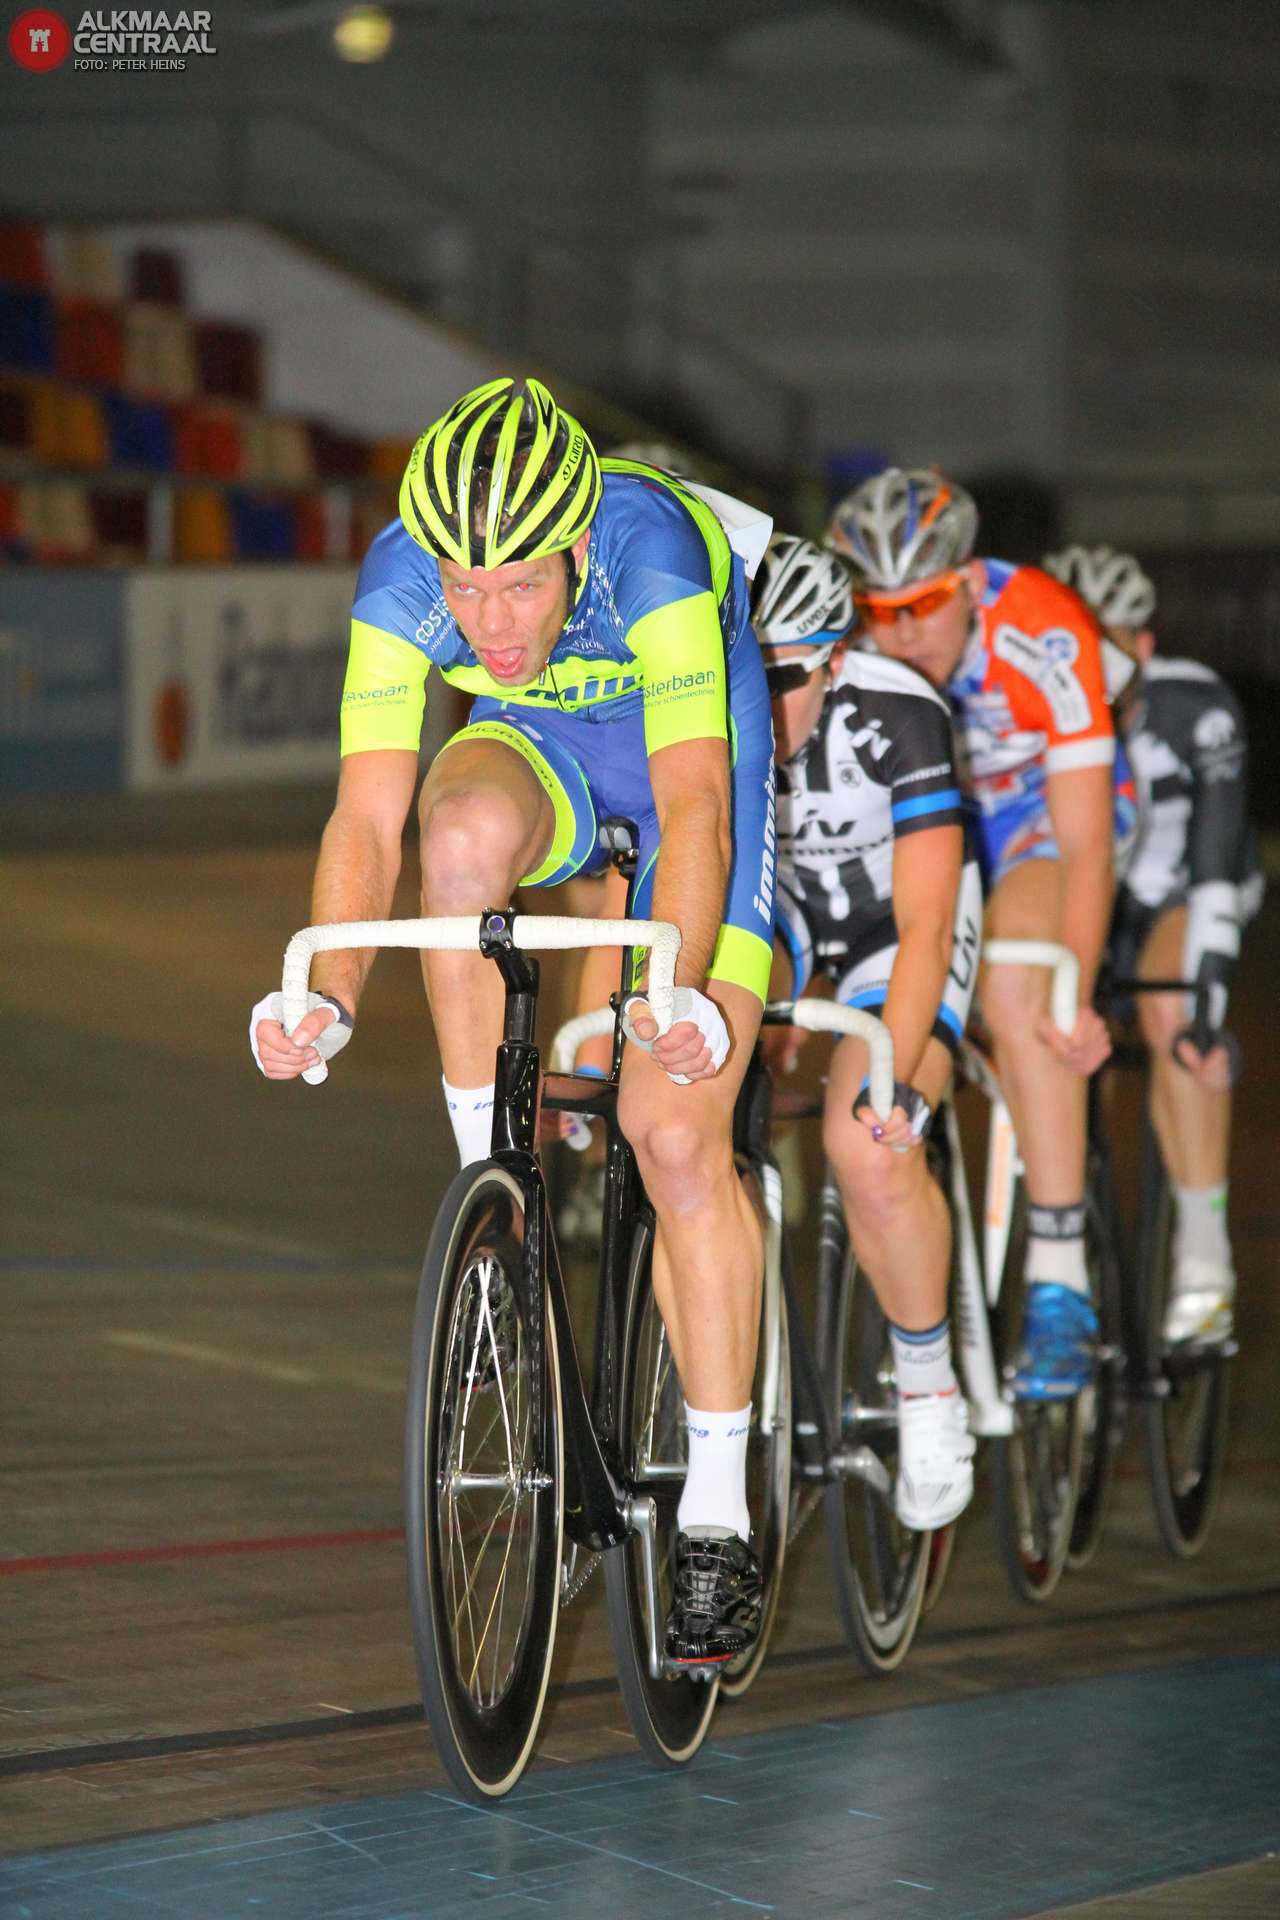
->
xmin=990 ymin=1179 xmax=1087 ymax=1604
xmin=1139 ymin=1130 xmax=1231 ymax=1558
xmin=405 ymin=1162 xmax=563 ymax=1801
xmin=604 ymin=1209 xmax=719 ymax=1764
xmin=1067 ymin=1159 xmax=1127 ymax=1571
xmin=820 ymin=1236 xmax=929 ymax=1674
xmin=719 ymin=1163 xmax=792 ymax=1701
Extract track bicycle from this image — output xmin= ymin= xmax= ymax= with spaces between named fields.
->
xmin=552 ymin=986 xmax=906 ymax=1685
xmin=283 ymin=895 xmax=724 ymax=1799
xmin=1076 ymin=976 xmax=1238 ymax=1561
xmin=935 ymin=940 xmax=1124 ymax=1604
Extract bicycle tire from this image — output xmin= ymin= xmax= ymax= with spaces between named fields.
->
xmin=989 ymin=1177 xmax=1088 ymax=1605
xmin=1066 ymin=1158 xmax=1127 ymax=1570
xmin=405 ymin=1161 xmax=563 ymax=1801
xmin=604 ymin=1208 xmax=719 ymax=1763
xmin=820 ymin=1239 xmax=929 ymax=1674
xmin=920 ymin=1520 xmax=957 ymax=1617
xmin=719 ymin=1164 xmax=792 ymax=1701
xmin=1139 ymin=1129 xmax=1231 ymax=1558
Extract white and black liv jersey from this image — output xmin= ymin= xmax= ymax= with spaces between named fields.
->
xmin=1114 ymin=657 xmax=1263 ymax=1026
xmin=775 ymin=651 xmax=966 ymax=990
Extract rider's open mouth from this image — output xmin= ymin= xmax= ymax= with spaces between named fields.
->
xmin=480 ymin=645 xmax=527 ymax=680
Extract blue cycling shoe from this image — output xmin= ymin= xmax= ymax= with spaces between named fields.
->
xmin=1013 ymin=1283 xmax=1098 ymax=1400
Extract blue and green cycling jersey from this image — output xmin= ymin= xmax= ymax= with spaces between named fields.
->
xmin=342 ymin=461 xmax=750 ymax=758
xmin=339 ymin=460 xmax=775 ymax=1000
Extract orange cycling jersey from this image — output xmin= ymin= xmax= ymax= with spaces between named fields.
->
xmin=949 ymin=560 xmax=1117 ymax=810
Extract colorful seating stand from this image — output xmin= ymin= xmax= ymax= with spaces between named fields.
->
xmin=0 ymin=222 xmax=408 ymax=565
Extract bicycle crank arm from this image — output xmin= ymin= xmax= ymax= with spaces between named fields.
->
xmin=625 ymin=1494 xmax=664 ymax=1682
xmin=827 ymin=1445 xmax=893 ymax=1497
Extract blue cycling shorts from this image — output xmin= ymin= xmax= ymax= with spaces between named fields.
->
xmin=442 ymin=640 xmax=776 ymax=1001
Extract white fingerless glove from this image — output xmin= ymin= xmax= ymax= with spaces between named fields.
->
xmin=621 ymin=986 xmax=730 ymax=1085
xmin=249 ymin=991 xmax=353 ymax=1077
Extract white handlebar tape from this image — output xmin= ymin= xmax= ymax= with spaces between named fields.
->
xmin=766 ymin=999 xmax=896 ymax=1122
xmin=982 ymin=940 xmax=1079 ymax=1037
xmin=279 ymin=914 xmax=681 ymax=1086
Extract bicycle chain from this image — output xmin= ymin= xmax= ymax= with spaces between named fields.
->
xmin=560 ymin=1546 xmax=603 ymax=1607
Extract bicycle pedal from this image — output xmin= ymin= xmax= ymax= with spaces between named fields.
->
xmin=666 ymin=1659 xmax=721 ymax=1684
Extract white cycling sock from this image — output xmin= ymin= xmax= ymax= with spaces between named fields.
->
xmin=678 ymin=1403 xmax=752 ymax=1540
xmin=889 ymin=1317 xmax=957 ymax=1398
xmin=442 ymin=1078 xmax=495 ymax=1168
xmin=1025 ymin=1203 xmax=1089 ymax=1297
xmin=1173 ymin=1184 xmax=1231 ymax=1280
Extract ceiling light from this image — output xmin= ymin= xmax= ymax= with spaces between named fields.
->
xmin=334 ymin=5 xmax=393 ymax=62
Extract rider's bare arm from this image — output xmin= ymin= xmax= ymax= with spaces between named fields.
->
xmin=648 ymin=735 xmax=732 ymax=989
xmin=880 ymin=824 xmax=963 ymax=1089
xmin=1046 ymin=761 xmax=1114 ymax=1004
xmin=253 ymin=747 xmax=418 ymax=1080
xmin=310 ymin=748 xmax=419 ymax=1013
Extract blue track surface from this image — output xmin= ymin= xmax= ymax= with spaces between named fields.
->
xmin=3 ymin=1656 xmax=1278 ymax=1919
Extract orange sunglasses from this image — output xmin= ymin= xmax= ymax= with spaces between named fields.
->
xmin=854 ymin=570 xmax=967 ymax=625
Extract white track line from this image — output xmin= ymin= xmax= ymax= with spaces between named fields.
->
xmin=99 ymin=1330 xmax=403 ymax=1395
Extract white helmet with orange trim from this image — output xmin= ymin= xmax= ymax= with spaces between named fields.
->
xmin=827 ymin=467 xmax=978 ymax=590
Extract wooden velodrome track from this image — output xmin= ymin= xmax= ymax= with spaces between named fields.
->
xmin=2 ymin=787 xmax=1278 ymax=1904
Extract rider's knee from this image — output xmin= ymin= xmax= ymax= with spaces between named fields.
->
xmin=980 ymin=964 xmax=1044 ymax=1045
xmin=826 ymin=1121 xmax=917 ymax=1237
xmin=619 ymin=1103 xmax=726 ymax=1204
xmin=419 ymin=785 xmax=528 ymax=903
xmin=1137 ymin=988 xmax=1182 ymax=1054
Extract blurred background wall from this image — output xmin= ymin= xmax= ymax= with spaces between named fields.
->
xmin=2 ymin=0 xmax=1278 ymax=807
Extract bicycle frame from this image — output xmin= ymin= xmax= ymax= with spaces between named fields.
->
xmin=943 ymin=941 xmax=1080 ymax=1437
xmin=280 ymin=905 xmax=683 ymax=1562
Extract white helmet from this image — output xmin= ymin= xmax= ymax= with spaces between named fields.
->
xmin=827 ymin=467 xmax=977 ymax=590
xmin=1042 ymin=545 xmax=1156 ymax=629
xmin=752 ymin=534 xmax=855 ymax=650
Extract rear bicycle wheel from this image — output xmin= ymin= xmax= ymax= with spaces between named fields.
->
xmin=820 ymin=1234 xmax=929 ymax=1674
xmin=1067 ymin=1157 xmax=1127 ymax=1570
xmin=990 ymin=1179 xmax=1088 ymax=1604
xmin=405 ymin=1162 xmax=563 ymax=1801
xmin=1139 ymin=1129 xmax=1231 ymax=1558
xmin=604 ymin=1209 xmax=719 ymax=1763
xmin=719 ymin=1162 xmax=792 ymax=1701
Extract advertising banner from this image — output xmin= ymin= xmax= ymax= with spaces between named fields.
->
xmin=0 ymin=573 xmax=125 ymax=795
xmin=125 ymin=566 xmax=356 ymax=789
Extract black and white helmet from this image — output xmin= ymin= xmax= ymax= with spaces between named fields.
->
xmin=1042 ymin=545 xmax=1156 ymax=629
xmin=827 ymin=467 xmax=978 ymax=590
xmin=752 ymin=534 xmax=854 ymax=652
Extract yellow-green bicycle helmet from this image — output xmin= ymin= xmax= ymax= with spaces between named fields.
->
xmin=399 ymin=375 xmax=602 ymax=569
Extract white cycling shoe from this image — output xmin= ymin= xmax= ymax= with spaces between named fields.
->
xmin=895 ymin=1388 xmax=976 ymax=1533
xmin=1163 ymin=1256 xmax=1235 ymax=1346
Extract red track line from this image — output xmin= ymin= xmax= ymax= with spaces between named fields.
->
xmin=0 ymin=1527 xmax=405 ymax=1576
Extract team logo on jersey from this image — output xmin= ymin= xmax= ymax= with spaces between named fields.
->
xmin=993 ymin=622 xmax=1091 ymax=734
xmin=1194 ymin=707 xmax=1236 ymax=750
xmin=413 ymin=604 xmax=452 ymax=657
xmin=1040 ymin=628 xmax=1080 ymax=666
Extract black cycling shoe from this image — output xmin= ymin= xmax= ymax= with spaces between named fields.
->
xmin=665 ymin=1528 xmax=762 ymax=1669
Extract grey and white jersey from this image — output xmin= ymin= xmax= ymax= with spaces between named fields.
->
xmin=775 ymin=651 xmax=962 ymax=976
xmin=1115 ymin=656 xmax=1262 ymax=1024
xmin=1124 ymin=658 xmax=1255 ymax=907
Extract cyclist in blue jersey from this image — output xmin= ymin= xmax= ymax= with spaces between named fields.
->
xmin=251 ymin=378 xmax=774 ymax=1666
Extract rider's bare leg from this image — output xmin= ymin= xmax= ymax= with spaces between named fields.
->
xmin=823 ymin=1033 xmax=954 ymax=1331
xmin=978 ymin=858 xmax=1086 ymax=1213
xmin=617 ymin=980 xmax=764 ymax=1413
xmin=1137 ymin=906 xmax=1231 ymax=1188
xmin=417 ymin=738 xmax=555 ymax=1089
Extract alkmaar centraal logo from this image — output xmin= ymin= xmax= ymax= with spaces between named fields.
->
xmin=9 ymin=10 xmax=73 ymax=70
xmin=75 ymin=9 xmax=217 ymax=68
